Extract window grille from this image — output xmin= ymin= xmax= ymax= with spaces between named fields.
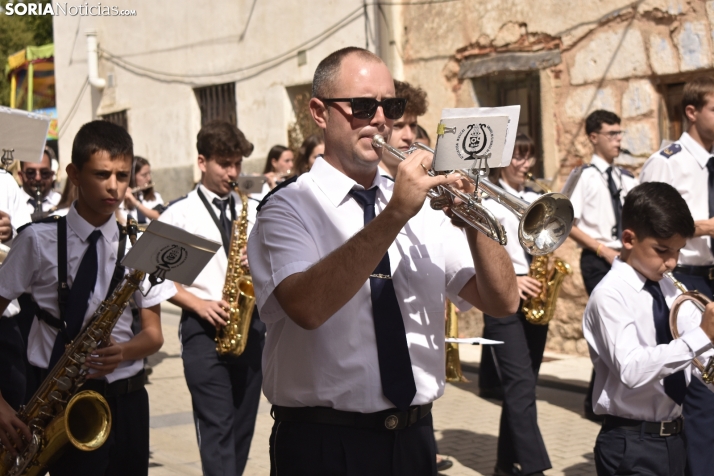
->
xmin=194 ymin=83 xmax=237 ymax=126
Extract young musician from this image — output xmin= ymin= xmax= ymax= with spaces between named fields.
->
xmin=18 ymin=146 xmax=61 ymax=219
xmin=639 ymin=76 xmax=714 ymax=476
xmin=0 ymin=120 xmax=174 ymax=475
xmin=583 ymin=182 xmax=714 ymax=476
xmin=480 ymin=134 xmax=551 ymax=476
xmin=248 ymin=46 xmax=518 ymax=475
xmin=568 ymin=109 xmax=638 ymax=419
xmin=262 ymin=144 xmax=294 ymax=190
xmin=120 ymin=156 xmax=163 ymax=224
xmin=293 ymin=134 xmax=325 ymax=176
xmin=158 ymin=121 xmax=264 ymax=476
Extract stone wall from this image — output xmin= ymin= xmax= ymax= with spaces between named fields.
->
xmin=402 ymin=0 xmax=714 ymax=355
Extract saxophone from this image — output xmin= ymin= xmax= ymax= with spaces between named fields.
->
xmin=215 ymin=188 xmax=256 ymax=357
xmin=0 ymin=222 xmax=144 ymax=476
xmin=521 ymin=173 xmax=573 ymax=325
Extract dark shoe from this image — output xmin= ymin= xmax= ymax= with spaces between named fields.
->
xmin=493 ymin=464 xmax=523 ymax=476
xmin=436 ymin=457 xmax=453 ymax=471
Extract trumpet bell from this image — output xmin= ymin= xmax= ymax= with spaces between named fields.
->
xmin=520 ymin=192 xmax=574 ymax=256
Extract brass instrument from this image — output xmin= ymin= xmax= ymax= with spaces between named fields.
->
xmin=0 ymin=243 xmax=9 ymax=265
xmin=664 ymin=272 xmax=714 ymax=383
xmin=445 ymin=300 xmax=468 ymax=383
xmin=215 ymin=187 xmax=256 ymax=357
xmin=0 ymin=219 xmax=144 ymax=476
xmin=130 ymin=182 xmax=154 ymax=195
xmin=521 ymin=173 xmax=573 ymax=325
xmin=30 ymin=185 xmax=44 ymax=222
xmin=372 ymin=135 xmax=574 ymax=256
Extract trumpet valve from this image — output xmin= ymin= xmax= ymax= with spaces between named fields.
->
xmin=429 ymin=190 xmax=452 ymax=210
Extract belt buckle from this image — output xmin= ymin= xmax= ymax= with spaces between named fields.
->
xmin=659 ymin=420 xmax=674 ymax=437
xmin=384 ymin=414 xmax=399 ymax=430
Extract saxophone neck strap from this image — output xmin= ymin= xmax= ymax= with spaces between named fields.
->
xmin=196 ymin=186 xmax=236 ymax=256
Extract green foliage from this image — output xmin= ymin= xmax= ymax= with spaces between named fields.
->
xmin=0 ymin=0 xmax=54 ymax=106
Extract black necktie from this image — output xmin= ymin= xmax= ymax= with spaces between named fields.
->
xmin=350 ymin=189 xmax=417 ymax=411
xmin=49 ymin=229 xmax=102 ymax=368
xmin=643 ymin=279 xmax=687 ymax=405
xmin=606 ymin=167 xmax=623 ymax=240
xmin=212 ymin=197 xmax=232 ymax=239
xmin=707 ymin=157 xmax=714 ymax=256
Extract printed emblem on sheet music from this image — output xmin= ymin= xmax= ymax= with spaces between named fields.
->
xmin=456 ymin=123 xmax=494 ymax=161
xmin=152 ymin=244 xmax=188 ymax=281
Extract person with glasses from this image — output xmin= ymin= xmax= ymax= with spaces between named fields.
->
xmin=639 ymin=76 xmax=714 ymax=476
xmin=18 ymin=147 xmax=61 ymax=220
xmin=568 ymin=109 xmax=638 ymax=422
xmin=248 ymin=46 xmax=518 ymax=475
xmin=477 ymin=134 xmax=551 ymax=476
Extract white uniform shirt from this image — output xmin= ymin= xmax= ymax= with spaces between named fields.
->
xmin=640 ymin=132 xmax=714 ymax=266
xmin=0 ymin=172 xmax=31 ymax=241
xmin=0 ymin=204 xmax=176 ymax=382
xmin=483 ymin=179 xmax=540 ymax=275
xmin=248 ymin=156 xmax=477 ymax=412
xmin=583 ymin=258 xmax=714 ymax=421
xmin=158 ymin=184 xmax=256 ymax=302
xmin=569 ymin=155 xmax=638 ymax=250
xmin=118 ymin=191 xmax=164 ymax=225
xmin=19 ymin=188 xmax=61 ymax=215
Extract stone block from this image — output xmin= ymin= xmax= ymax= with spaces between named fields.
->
xmin=493 ymin=22 xmax=523 ymax=47
xmin=569 ymin=27 xmax=649 ymax=85
xmin=676 ymin=22 xmax=712 ymax=71
xmin=564 ymin=85 xmax=618 ymax=119
xmin=621 ymin=121 xmax=658 ymax=156
xmin=648 ymin=34 xmax=680 ymax=75
xmin=621 ymin=79 xmax=655 ymax=118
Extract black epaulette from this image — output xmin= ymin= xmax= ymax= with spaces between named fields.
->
xmin=380 ymin=173 xmax=395 ymax=183
xmin=660 ymin=143 xmax=682 ymax=158
xmin=257 ymin=176 xmax=298 ymax=213
xmin=165 ymin=194 xmax=189 ymax=208
xmin=152 ymin=203 xmax=168 ymax=215
xmin=16 ymin=214 xmax=61 ymax=234
xmin=619 ymin=167 xmax=634 ymax=178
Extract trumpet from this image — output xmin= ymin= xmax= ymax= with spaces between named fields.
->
xmin=131 ymin=182 xmax=154 ymax=194
xmin=372 ymin=135 xmax=574 ymax=255
xmin=664 ymin=271 xmax=714 ymax=383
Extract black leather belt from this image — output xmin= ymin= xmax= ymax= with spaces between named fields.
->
xmin=674 ymin=265 xmax=714 ymax=281
xmin=81 ymin=370 xmax=147 ymax=398
xmin=271 ymin=403 xmax=432 ymax=431
xmin=603 ymin=415 xmax=683 ymax=437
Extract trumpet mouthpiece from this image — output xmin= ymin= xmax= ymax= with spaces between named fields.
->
xmin=372 ymin=135 xmax=386 ymax=148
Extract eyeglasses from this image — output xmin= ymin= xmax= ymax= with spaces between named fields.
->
xmin=598 ymin=130 xmax=625 ymax=139
xmin=318 ymin=97 xmax=407 ymax=120
xmin=512 ymin=156 xmax=536 ymax=167
xmin=22 ymin=169 xmax=54 ymax=180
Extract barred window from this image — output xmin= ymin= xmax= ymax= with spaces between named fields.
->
xmin=194 ymin=83 xmax=237 ymax=126
xmin=101 ymin=110 xmax=128 ymax=130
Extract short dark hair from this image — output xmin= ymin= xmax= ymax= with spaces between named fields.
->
xmin=622 ymin=182 xmax=695 ymax=240
xmin=394 ymin=80 xmax=428 ymax=117
xmin=71 ymin=120 xmax=133 ymax=170
xmin=513 ymin=133 xmax=536 ymax=160
xmin=312 ymin=47 xmax=383 ymax=98
xmin=682 ymin=76 xmax=714 ymax=112
xmin=263 ymin=145 xmax=290 ymax=174
xmin=196 ymin=121 xmax=254 ymax=160
xmin=585 ymin=110 xmax=620 ymax=135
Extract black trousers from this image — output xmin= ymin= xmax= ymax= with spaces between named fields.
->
xmin=49 ymin=384 xmax=150 ymax=476
xmin=481 ymin=311 xmax=551 ymax=474
xmin=269 ymin=413 xmax=437 ymax=476
xmin=673 ymin=272 xmax=714 ymax=476
xmin=180 ymin=308 xmax=265 ymax=476
xmin=0 ymin=317 xmax=26 ymax=410
xmin=594 ymin=425 xmax=686 ymax=476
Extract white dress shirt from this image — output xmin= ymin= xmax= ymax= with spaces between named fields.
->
xmin=118 ymin=191 xmax=164 ymax=225
xmin=640 ymin=132 xmax=714 ymax=266
xmin=583 ymin=258 xmax=714 ymax=421
xmin=0 ymin=204 xmax=176 ymax=382
xmin=569 ymin=155 xmax=638 ymax=250
xmin=18 ymin=188 xmax=61 ymax=216
xmin=248 ymin=156 xmax=477 ymax=412
xmin=158 ymin=184 xmax=256 ymax=302
xmin=0 ymin=172 xmax=31 ymax=241
xmin=483 ymin=179 xmax=540 ymax=275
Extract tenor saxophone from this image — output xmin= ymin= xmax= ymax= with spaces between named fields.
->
xmin=0 ymin=222 xmax=145 ymax=476
xmin=215 ymin=188 xmax=256 ymax=357
xmin=521 ymin=173 xmax=573 ymax=325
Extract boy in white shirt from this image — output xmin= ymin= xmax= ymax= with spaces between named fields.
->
xmin=583 ymin=182 xmax=714 ymax=475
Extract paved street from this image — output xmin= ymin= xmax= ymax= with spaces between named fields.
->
xmin=147 ymin=304 xmax=600 ymax=475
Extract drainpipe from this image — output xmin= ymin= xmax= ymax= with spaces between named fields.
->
xmin=86 ymin=30 xmax=106 ymax=89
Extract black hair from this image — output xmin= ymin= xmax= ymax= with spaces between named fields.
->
xmin=622 ymin=182 xmax=695 ymax=240
xmin=196 ymin=121 xmax=254 ymax=160
xmin=71 ymin=120 xmax=133 ymax=170
xmin=585 ymin=110 xmax=620 ymax=135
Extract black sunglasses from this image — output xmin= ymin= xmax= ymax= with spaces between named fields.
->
xmin=318 ymin=97 xmax=407 ymax=120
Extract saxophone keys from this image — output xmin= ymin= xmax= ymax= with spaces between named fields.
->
xmin=65 ymin=365 xmax=79 ymax=378
xmin=55 ymin=376 xmax=73 ymax=392
xmin=48 ymin=391 xmax=65 ymax=403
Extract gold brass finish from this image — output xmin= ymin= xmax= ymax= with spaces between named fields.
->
xmin=445 ymin=300 xmax=468 ymax=383
xmin=215 ymin=188 xmax=256 ymax=357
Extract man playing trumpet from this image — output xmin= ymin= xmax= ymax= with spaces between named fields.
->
xmin=248 ymin=46 xmax=518 ymax=475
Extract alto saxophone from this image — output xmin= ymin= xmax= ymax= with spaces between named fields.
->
xmin=215 ymin=188 xmax=256 ymax=357
xmin=521 ymin=173 xmax=573 ymax=325
xmin=0 ymin=222 xmax=144 ymax=476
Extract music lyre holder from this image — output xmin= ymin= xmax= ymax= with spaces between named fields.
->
xmin=1 ymin=149 xmax=14 ymax=173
